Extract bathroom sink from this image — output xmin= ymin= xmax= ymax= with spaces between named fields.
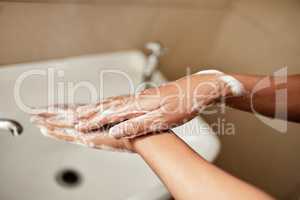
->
xmin=0 ymin=51 xmax=220 ymax=200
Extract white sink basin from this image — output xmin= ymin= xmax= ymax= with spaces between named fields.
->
xmin=0 ymin=51 xmax=220 ymax=200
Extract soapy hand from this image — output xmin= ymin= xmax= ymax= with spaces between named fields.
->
xmin=75 ymin=70 xmax=245 ymax=139
xmin=30 ymin=104 xmax=134 ymax=152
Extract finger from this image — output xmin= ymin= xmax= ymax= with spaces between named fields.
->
xmin=30 ymin=115 xmax=47 ymax=126
xmin=45 ymin=117 xmax=75 ymax=128
xmin=108 ymin=110 xmax=169 ymax=139
xmin=31 ymin=104 xmax=76 ymax=118
xmin=76 ymin=110 xmax=146 ymax=133
xmin=45 ymin=109 xmax=77 ymax=128
xmin=44 ymin=126 xmax=132 ymax=152
xmin=33 ymin=108 xmax=77 ymax=129
xmin=76 ymin=94 xmax=161 ymax=133
xmin=42 ymin=127 xmax=77 ymax=142
xmin=79 ymin=133 xmax=132 ymax=152
xmin=76 ymin=104 xmax=98 ymax=119
xmin=38 ymin=120 xmax=131 ymax=152
xmin=36 ymin=114 xmax=82 ymax=142
xmin=33 ymin=109 xmax=81 ymax=133
xmin=76 ymin=98 xmax=142 ymax=132
xmin=31 ymin=113 xmax=78 ymax=142
xmin=76 ymin=95 xmax=131 ymax=119
xmin=33 ymin=113 xmax=134 ymax=152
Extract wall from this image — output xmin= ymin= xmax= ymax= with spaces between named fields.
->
xmin=0 ymin=0 xmax=300 ymax=198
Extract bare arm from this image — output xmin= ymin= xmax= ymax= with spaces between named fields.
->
xmin=75 ymin=71 xmax=300 ymax=138
xmin=31 ymin=105 xmax=276 ymax=199
xmin=31 ymin=105 xmax=274 ymax=199
xmin=31 ymin=70 xmax=300 ymax=200
xmin=227 ymin=74 xmax=300 ymax=122
xmin=132 ymin=132 xmax=274 ymax=200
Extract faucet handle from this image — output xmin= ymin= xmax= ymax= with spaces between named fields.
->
xmin=145 ymin=42 xmax=167 ymax=57
xmin=142 ymin=42 xmax=167 ymax=85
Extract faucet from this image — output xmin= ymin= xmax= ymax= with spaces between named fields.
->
xmin=143 ymin=42 xmax=166 ymax=88
xmin=0 ymin=119 xmax=23 ymax=136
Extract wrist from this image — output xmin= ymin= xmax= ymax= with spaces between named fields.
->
xmin=129 ymin=132 xmax=174 ymax=155
xmin=218 ymin=75 xmax=246 ymax=97
xmin=190 ymin=70 xmax=247 ymax=112
xmin=129 ymin=134 xmax=154 ymax=154
xmin=194 ymin=70 xmax=246 ymax=97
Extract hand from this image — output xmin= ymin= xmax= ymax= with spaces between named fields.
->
xmin=75 ymin=71 xmax=244 ymax=138
xmin=30 ymin=104 xmax=134 ymax=152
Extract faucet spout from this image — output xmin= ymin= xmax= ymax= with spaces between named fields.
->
xmin=0 ymin=119 xmax=23 ymax=136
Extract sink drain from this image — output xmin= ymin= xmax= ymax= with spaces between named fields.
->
xmin=55 ymin=168 xmax=82 ymax=188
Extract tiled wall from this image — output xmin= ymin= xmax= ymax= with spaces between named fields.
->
xmin=1 ymin=0 xmax=300 ymax=198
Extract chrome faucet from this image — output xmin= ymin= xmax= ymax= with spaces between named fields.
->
xmin=143 ymin=42 xmax=166 ymax=88
xmin=0 ymin=119 xmax=23 ymax=136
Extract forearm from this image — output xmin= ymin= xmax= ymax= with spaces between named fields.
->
xmin=132 ymin=132 xmax=273 ymax=200
xmin=223 ymin=74 xmax=300 ymax=122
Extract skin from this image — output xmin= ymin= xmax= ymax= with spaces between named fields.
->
xmin=132 ymin=132 xmax=274 ymax=200
xmin=76 ymin=73 xmax=233 ymax=138
xmin=31 ymin=72 xmax=300 ymax=199
xmin=31 ymin=105 xmax=134 ymax=152
xmin=226 ymin=74 xmax=300 ymax=122
xmin=75 ymin=73 xmax=300 ymax=138
xmin=32 ymin=113 xmax=273 ymax=199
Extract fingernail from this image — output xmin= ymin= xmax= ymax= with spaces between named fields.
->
xmin=109 ymin=126 xmax=122 ymax=138
xmin=75 ymin=124 xmax=80 ymax=130
xmin=101 ymin=109 xmax=114 ymax=117
xmin=75 ymin=122 xmax=89 ymax=132
xmin=39 ymin=127 xmax=49 ymax=137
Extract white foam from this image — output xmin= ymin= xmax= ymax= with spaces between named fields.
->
xmin=196 ymin=69 xmax=223 ymax=75
xmin=219 ymin=75 xmax=246 ymax=96
xmin=39 ymin=127 xmax=49 ymax=137
xmin=101 ymin=109 xmax=115 ymax=117
xmin=196 ymin=69 xmax=245 ymax=96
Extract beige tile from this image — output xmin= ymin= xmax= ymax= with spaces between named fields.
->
xmin=147 ymin=3 xmax=232 ymax=79
xmin=6 ymin=0 xmax=230 ymax=9
xmin=209 ymin=0 xmax=300 ymax=74
xmin=0 ymin=2 xmax=159 ymax=64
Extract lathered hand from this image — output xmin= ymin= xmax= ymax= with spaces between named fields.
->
xmin=30 ymin=104 xmax=134 ymax=152
xmin=75 ymin=70 xmax=245 ymax=139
